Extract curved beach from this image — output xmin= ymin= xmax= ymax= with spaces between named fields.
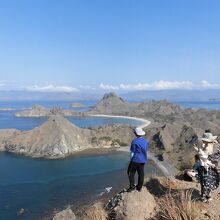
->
xmin=90 ymin=114 xmax=151 ymax=128
xmin=90 ymin=114 xmax=176 ymax=177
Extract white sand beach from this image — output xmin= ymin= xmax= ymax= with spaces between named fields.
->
xmin=90 ymin=114 xmax=151 ymax=128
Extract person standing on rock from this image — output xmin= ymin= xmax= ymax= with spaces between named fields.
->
xmin=127 ymin=127 xmax=148 ymax=192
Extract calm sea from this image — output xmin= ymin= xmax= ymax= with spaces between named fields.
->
xmin=0 ymin=100 xmax=157 ymax=220
xmin=0 ymin=100 xmax=218 ymax=220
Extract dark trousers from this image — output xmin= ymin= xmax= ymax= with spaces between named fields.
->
xmin=128 ymin=161 xmax=145 ymax=190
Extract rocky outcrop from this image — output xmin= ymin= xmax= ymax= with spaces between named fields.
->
xmin=0 ymin=129 xmax=20 ymax=151
xmin=4 ymin=116 xmax=91 ymax=158
xmin=106 ymin=188 xmax=156 ymax=220
xmin=52 ymin=208 xmax=76 ymax=220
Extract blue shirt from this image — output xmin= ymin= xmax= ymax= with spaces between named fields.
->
xmin=130 ymin=137 xmax=148 ymax=163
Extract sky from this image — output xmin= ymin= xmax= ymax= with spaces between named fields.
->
xmin=0 ymin=0 xmax=220 ymax=92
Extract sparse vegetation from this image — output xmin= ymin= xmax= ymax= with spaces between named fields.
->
xmin=91 ymin=137 xmax=97 ymax=143
xmin=99 ymin=136 xmax=112 ymax=141
xmin=158 ymin=190 xmax=199 ymax=220
xmin=83 ymin=202 xmax=108 ymax=220
xmin=111 ymin=139 xmax=127 ymax=146
xmin=176 ymin=159 xmax=194 ymax=171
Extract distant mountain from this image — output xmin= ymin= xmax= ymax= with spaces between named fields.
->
xmin=0 ymin=90 xmax=102 ymax=101
xmin=120 ymin=89 xmax=220 ymax=101
xmin=88 ymin=92 xmax=137 ymax=115
xmin=1 ymin=89 xmax=220 ymax=101
xmin=88 ymin=92 xmax=184 ymax=116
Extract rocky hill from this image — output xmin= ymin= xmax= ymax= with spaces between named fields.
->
xmin=52 ymin=175 xmax=220 ymax=220
xmin=1 ymin=116 xmax=91 ymax=158
xmin=15 ymin=105 xmax=82 ymax=117
xmin=88 ymin=92 xmax=184 ymax=118
xmin=88 ymin=92 xmax=137 ymax=115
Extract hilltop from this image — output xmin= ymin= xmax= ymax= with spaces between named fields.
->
xmin=52 ymin=176 xmax=220 ymax=220
xmin=1 ymin=116 xmax=91 ymax=158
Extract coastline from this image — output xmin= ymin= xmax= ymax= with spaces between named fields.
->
xmin=89 ymin=114 xmax=176 ymax=176
xmin=89 ymin=114 xmax=151 ymax=128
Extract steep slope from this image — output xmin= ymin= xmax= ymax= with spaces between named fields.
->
xmin=4 ymin=116 xmax=90 ymax=158
xmin=88 ymin=92 xmax=137 ymax=115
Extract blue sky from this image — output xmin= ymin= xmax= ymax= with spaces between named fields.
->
xmin=0 ymin=0 xmax=220 ymax=92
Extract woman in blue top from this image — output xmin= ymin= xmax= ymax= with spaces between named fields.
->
xmin=127 ymin=127 xmax=148 ymax=192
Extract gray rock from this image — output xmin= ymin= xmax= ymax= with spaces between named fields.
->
xmin=52 ymin=208 xmax=76 ymax=220
xmin=107 ymin=188 xmax=156 ymax=220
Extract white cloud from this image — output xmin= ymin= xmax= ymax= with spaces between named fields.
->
xmin=99 ymin=80 xmax=194 ymax=91
xmin=199 ymin=80 xmax=220 ymax=89
xmin=0 ymin=83 xmax=5 ymax=87
xmin=100 ymin=83 xmax=119 ymax=90
xmin=79 ymin=85 xmax=96 ymax=90
xmin=25 ymin=84 xmax=79 ymax=92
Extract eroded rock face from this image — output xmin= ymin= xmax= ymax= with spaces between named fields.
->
xmin=52 ymin=208 xmax=76 ymax=220
xmin=107 ymin=188 xmax=156 ymax=220
xmin=0 ymin=129 xmax=20 ymax=151
xmin=157 ymin=124 xmax=182 ymax=151
xmin=4 ymin=116 xmax=91 ymax=158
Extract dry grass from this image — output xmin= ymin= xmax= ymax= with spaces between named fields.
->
xmin=160 ymin=177 xmax=178 ymax=189
xmin=83 ymin=202 xmax=108 ymax=220
xmin=158 ymin=190 xmax=200 ymax=220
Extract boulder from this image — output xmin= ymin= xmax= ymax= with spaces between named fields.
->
xmin=52 ymin=208 xmax=76 ymax=220
xmin=108 ymin=188 xmax=156 ymax=220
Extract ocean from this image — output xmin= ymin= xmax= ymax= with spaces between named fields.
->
xmin=0 ymin=100 xmax=219 ymax=220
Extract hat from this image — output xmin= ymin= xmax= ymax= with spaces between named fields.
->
xmin=134 ymin=127 xmax=145 ymax=136
xmin=201 ymin=132 xmax=217 ymax=143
